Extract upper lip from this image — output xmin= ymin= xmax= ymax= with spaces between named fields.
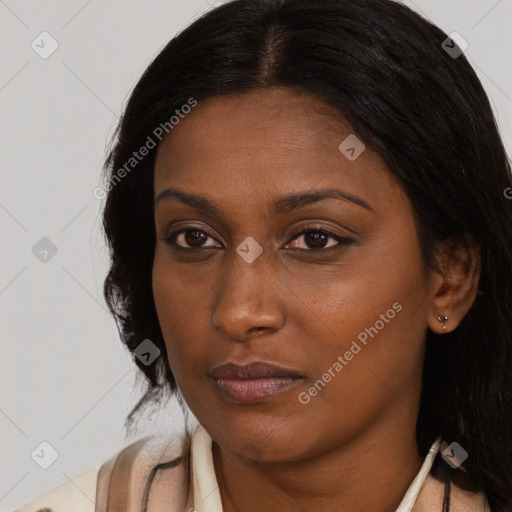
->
xmin=209 ymin=361 xmax=304 ymax=379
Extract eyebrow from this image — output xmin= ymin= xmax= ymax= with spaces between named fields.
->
xmin=154 ymin=188 xmax=375 ymax=215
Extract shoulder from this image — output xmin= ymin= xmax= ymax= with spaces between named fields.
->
xmin=14 ymin=465 xmax=100 ymax=512
xmin=14 ymin=431 xmax=192 ymax=512
xmin=414 ymin=473 xmax=492 ymax=512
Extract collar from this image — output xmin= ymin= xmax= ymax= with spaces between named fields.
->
xmin=190 ymin=424 xmax=442 ymax=512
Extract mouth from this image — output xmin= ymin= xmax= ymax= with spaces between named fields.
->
xmin=209 ymin=361 xmax=305 ymax=404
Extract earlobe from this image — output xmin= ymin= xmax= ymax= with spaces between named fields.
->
xmin=427 ymin=234 xmax=481 ymax=335
xmin=436 ymin=313 xmax=449 ymax=331
xmin=427 ymin=307 xmax=451 ymax=334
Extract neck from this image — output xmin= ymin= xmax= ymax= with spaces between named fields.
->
xmin=212 ymin=405 xmax=427 ymax=512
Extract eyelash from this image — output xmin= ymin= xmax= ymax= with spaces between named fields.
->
xmin=163 ymin=226 xmax=354 ymax=252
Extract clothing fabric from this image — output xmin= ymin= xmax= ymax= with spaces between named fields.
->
xmin=15 ymin=425 xmax=492 ymax=512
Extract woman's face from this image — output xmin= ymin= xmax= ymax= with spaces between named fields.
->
xmin=153 ymin=87 xmax=436 ymax=462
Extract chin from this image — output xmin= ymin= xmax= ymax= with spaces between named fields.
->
xmin=210 ymin=419 xmax=313 ymax=464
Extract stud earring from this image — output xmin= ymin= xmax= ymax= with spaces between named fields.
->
xmin=437 ymin=314 xmax=449 ymax=331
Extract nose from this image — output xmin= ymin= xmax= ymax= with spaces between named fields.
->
xmin=210 ymin=247 xmax=285 ymax=342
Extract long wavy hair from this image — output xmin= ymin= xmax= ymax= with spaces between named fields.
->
xmin=100 ymin=0 xmax=512 ymax=509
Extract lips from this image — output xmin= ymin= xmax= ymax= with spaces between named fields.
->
xmin=209 ymin=361 xmax=303 ymax=379
xmin=209 ymin=361 xmax=304 ymax=404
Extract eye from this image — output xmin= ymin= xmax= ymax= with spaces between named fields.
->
xmin=163 ymin=226 xmax=354 ymax=252
xmin=164 ymin=227 xmax=222 ymax=250
xmin=284 ymin=228 xmax=354 ymax=250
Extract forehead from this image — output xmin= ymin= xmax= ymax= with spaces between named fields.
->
xmin=156 ymin=88 xmax=353 ymax=166
xmin=153 ymin=87 xmax=400 ymax=214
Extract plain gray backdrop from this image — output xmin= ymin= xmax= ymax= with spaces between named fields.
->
xmin=1 ymin=0 xmax=511 ymax=510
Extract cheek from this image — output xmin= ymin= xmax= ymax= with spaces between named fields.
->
xmin=152 ymin=245 xmax=209 ymax=328
xmin=152 ymin=248 xmax=224 ymax=394
xmin=152 ymin=254 xmax=177 ymax=336
xmin=152 ymin=253 xmax=198 ymax=374
xmin=291 ymin=240 xmax=428 ymax=413
xmin=292 ymin=297 xmax=425 ymax=450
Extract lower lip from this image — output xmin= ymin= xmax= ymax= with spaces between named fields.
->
xmin=212 ymin=377 xmax=301 ymax=404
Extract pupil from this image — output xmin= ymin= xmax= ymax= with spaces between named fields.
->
xmin=185 ymin=230 xmax=206 ymax=247
xmin=305 ymin=231 xmax=326 ymax=248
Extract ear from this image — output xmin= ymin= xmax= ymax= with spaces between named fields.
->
xmin=427 ymin=234 xmax=481 ymax=334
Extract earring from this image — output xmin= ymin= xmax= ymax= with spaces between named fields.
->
xmin=437 ymin=314 xmax=449 ymax=331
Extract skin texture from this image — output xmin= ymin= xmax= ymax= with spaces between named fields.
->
xmin=152 ymin=87 xmax=480 ymax=512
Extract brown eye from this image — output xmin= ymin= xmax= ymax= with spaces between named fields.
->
xmin=285 ymin=229 xmax=354 ymax=251
xmin=164 ymin=227 xmax=221 ymax=249
xmin=183 ymin=229 xmax=208 ymax=247
xmin=303 ymin=231 xmax=330 ymax=249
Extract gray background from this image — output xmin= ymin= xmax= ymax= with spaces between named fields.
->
xmin=1 ymin=0 xmax=511 ymax=510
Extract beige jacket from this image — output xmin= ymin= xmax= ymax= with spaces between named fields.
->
xmin=15 ymin=425 xmax=492 ymax=512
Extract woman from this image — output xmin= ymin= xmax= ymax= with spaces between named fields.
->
xmin=16 ymin=0 xmax=512 ymax=511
